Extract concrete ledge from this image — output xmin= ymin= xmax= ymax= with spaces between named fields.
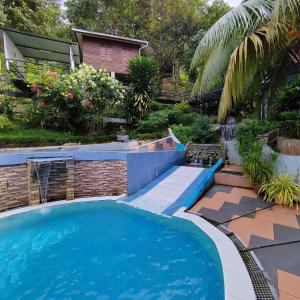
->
xmin=174 ymin=208 xmax=256 ymax=300
xmin=214 ymin=173 xmax=253 ymax=189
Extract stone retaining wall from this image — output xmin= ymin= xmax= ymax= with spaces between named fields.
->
xmin=186 ymin=143 xmax=225 ymax=163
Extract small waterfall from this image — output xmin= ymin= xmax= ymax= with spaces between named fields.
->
xmin=221 ymin=117 xmax=237 ymax=142
xmin=33 ymin=161 xmax=53 ymax=204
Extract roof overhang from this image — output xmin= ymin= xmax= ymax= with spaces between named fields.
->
xmin=72 ymin=28 xmax=148 ymax=48
xmin=1 ymin=28 xmax=81 ymax=65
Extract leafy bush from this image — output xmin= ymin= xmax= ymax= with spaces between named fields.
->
xmin=242 ymin=141 xmax=278 ymax=184
xmin=191 ymin=115 xmax=215 ymax=143
xmin=235 ymin=119 xmax=278 ymax=184
xmin=28 ymin=64 xmax=125 ymax=133
xmin=174 ymin=102 xmax=191 ymax=112
xmin=170 ymin=124 xmax=194 ymax=144
xmin=171 ymin=115 xmax=215 ymax=144
xmin=235 ymin=119 xmax=276 ymax=155
xmin=259 ymin=174 xmax=300 ymax=207
xmin=135 ymin=110 xmax=169 ymax=133
xmin=0 ymin=115 xmax=16 ymax=131
xmin=278 ymin=110 xmax=299 ymax=139
xmin=0 ymin=95 xmax=16 ymax=119
xmin=124 ymin=56 xmax=159 ymax=119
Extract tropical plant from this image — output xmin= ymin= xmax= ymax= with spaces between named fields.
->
xmin=259 ymin=173 xmax=300 ymax=207
xmin=191 ymin=0 xmax=300 ymax=122
xmin=29 ymin=64 xmax=125 ymax=133
xmin=127 ymin=56 xmax=159 ymax=118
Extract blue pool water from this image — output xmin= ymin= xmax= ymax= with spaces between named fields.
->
xmin=0 ymin=201 xmax=224 ymax=299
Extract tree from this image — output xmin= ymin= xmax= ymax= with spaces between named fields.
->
xmin=65 ymin=0 xmax=229 ymax=74
xmin=125 ymin=56 xmax=160 ymax=119
xmin=3 ymin=0 xmax=69 ymax=38
xmin=191 ymin=0 xmax=300 ymax=122
xmin=65 ymin=0 xmax=150 ymax=38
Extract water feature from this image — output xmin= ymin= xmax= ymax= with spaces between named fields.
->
xmin=33 ymin=160 xmax=53 ymax=204
xmin=221 ymin=116 xmax=237 ymax=142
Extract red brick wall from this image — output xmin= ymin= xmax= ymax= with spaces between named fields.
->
xmin=82 ymin=36 xmax=140 ymax=74
xmin=74 ymin=160 xmax=127 ymax=197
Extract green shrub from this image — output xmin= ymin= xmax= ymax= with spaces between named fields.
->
xmin=174 ymin=102 xmax=191 ymax=112
xmin=278 ymin=110 xmax=299 ymax=139
xmin=170 ymin=124 xmax=194 ymax=144
xmin=135 ymin=110 xmax=169 ymax=133
xmin=171 ymin=115 xmax=215 ymax=144
xmin=191 ymin=116 xmax=215 ymax=143
xmin=259 ymin=173 xmax=300 ymax=207
xmin=28 ymin=64 xmax=125 ymax=133
xmin=0 ymin=115 xmax=16 ymax=131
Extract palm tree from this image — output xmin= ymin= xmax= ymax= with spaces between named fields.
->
xmin=191 ymin=0 xmax=300 ymax=122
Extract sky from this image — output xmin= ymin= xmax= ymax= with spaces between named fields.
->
xmin=224 ymin=0 xmax=241 ymax=7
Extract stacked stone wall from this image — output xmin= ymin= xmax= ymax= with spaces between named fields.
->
xmin=74 ymin=160 xmax=127 ymax=197
xmin=0 ymin=160 xmax=127 ymax=212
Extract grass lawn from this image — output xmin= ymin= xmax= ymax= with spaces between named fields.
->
xmin=0 ymin=128 xmax=116 ymax=147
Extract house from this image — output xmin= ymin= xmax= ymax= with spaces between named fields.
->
xmin=72 ymin=28 xmax=151 ymax=81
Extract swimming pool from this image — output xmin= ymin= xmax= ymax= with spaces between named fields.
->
xmin=0 ymin=201 xmax=224 ymax=299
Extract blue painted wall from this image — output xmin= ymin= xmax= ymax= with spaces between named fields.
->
xmin=0 ymin=148 xmax=186 ymax=195
xmin=127 ymin=150 xmax=186 ymax=194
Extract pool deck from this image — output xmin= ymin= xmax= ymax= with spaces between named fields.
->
xmin=190 ymin=184 xmax=300 ymax=300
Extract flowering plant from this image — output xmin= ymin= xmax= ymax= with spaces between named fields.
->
xmin=29 ymin=64 xmax=125 ymax=132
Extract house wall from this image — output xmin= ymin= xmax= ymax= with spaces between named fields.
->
xmin=82 ymin=36 xmax=140 ymax=74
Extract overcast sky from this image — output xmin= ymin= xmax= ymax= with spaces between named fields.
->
xmin=225 ymin=0 xmax=241 ymax=6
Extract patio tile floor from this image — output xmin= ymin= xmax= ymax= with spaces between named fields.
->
xmin=190 ymin=184 xmax=300 ymax=300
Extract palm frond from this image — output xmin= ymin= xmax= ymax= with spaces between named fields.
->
xmin=192 ymin=41 xmax=238 ymax=97
xmin=217 ymin=22 xmax=288 ymax=122
xmin=272 ymin=0 xmax=300 ymax=22
xmin=191 ymin=0 xmax=274 ymax=70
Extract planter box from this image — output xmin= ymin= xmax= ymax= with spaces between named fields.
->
xmin=277 ymin=137 xmax=300 ymax=155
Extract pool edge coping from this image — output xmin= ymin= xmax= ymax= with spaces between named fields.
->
xmin=174 ymin=207 xmax=256 ymax=300
xmin=0 ymin=195 xmax=126 ymax=219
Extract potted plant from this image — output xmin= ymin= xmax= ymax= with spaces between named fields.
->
xmin=259 ymin=173 xmax=300 ymax=208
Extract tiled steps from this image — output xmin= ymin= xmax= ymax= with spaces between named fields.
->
xmin=214 ymin=164 xmax=253 ymax=189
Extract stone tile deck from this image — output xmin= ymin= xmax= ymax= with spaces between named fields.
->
xmin=190 ymin=184 xmax=300 ymax=300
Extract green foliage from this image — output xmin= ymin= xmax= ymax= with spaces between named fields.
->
xmin=191 ymin=115 xmax=215 ymax=143
xmin=65 ymin=0 xmax=229 ymax=73
xmin=125 ymin=56 xmax=159 ymax=119
xmin=3 ymin=0 xmax=69 ymax=38
xmin=171 ymin=115 xmax=215 ymax=144
xmin=134 ymin=106 xmax=199 ymax=135
xmin=0 ymin=128 xmax=116 ymax=147
xmin=170 ymin=124 xmax=194 ymax=144
xmin=0 ymin=115 xmax=16 ymax=131
xmin=259 ymin=173 xmax=300 ymax=207
xmin=28 ymin=64 xmax=125 ymax=133
xmin=191 ymin=0 xmax=300 ymax=122
xmin=174 ymin=102 xmax=191 ymax=112
xmin=235 ymin=119 xmax=279 ymax=184
xmin=278 ymin=110 xmax=299 ymax=139
xmin=235 ymin=119 xmax=276 ymax=155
